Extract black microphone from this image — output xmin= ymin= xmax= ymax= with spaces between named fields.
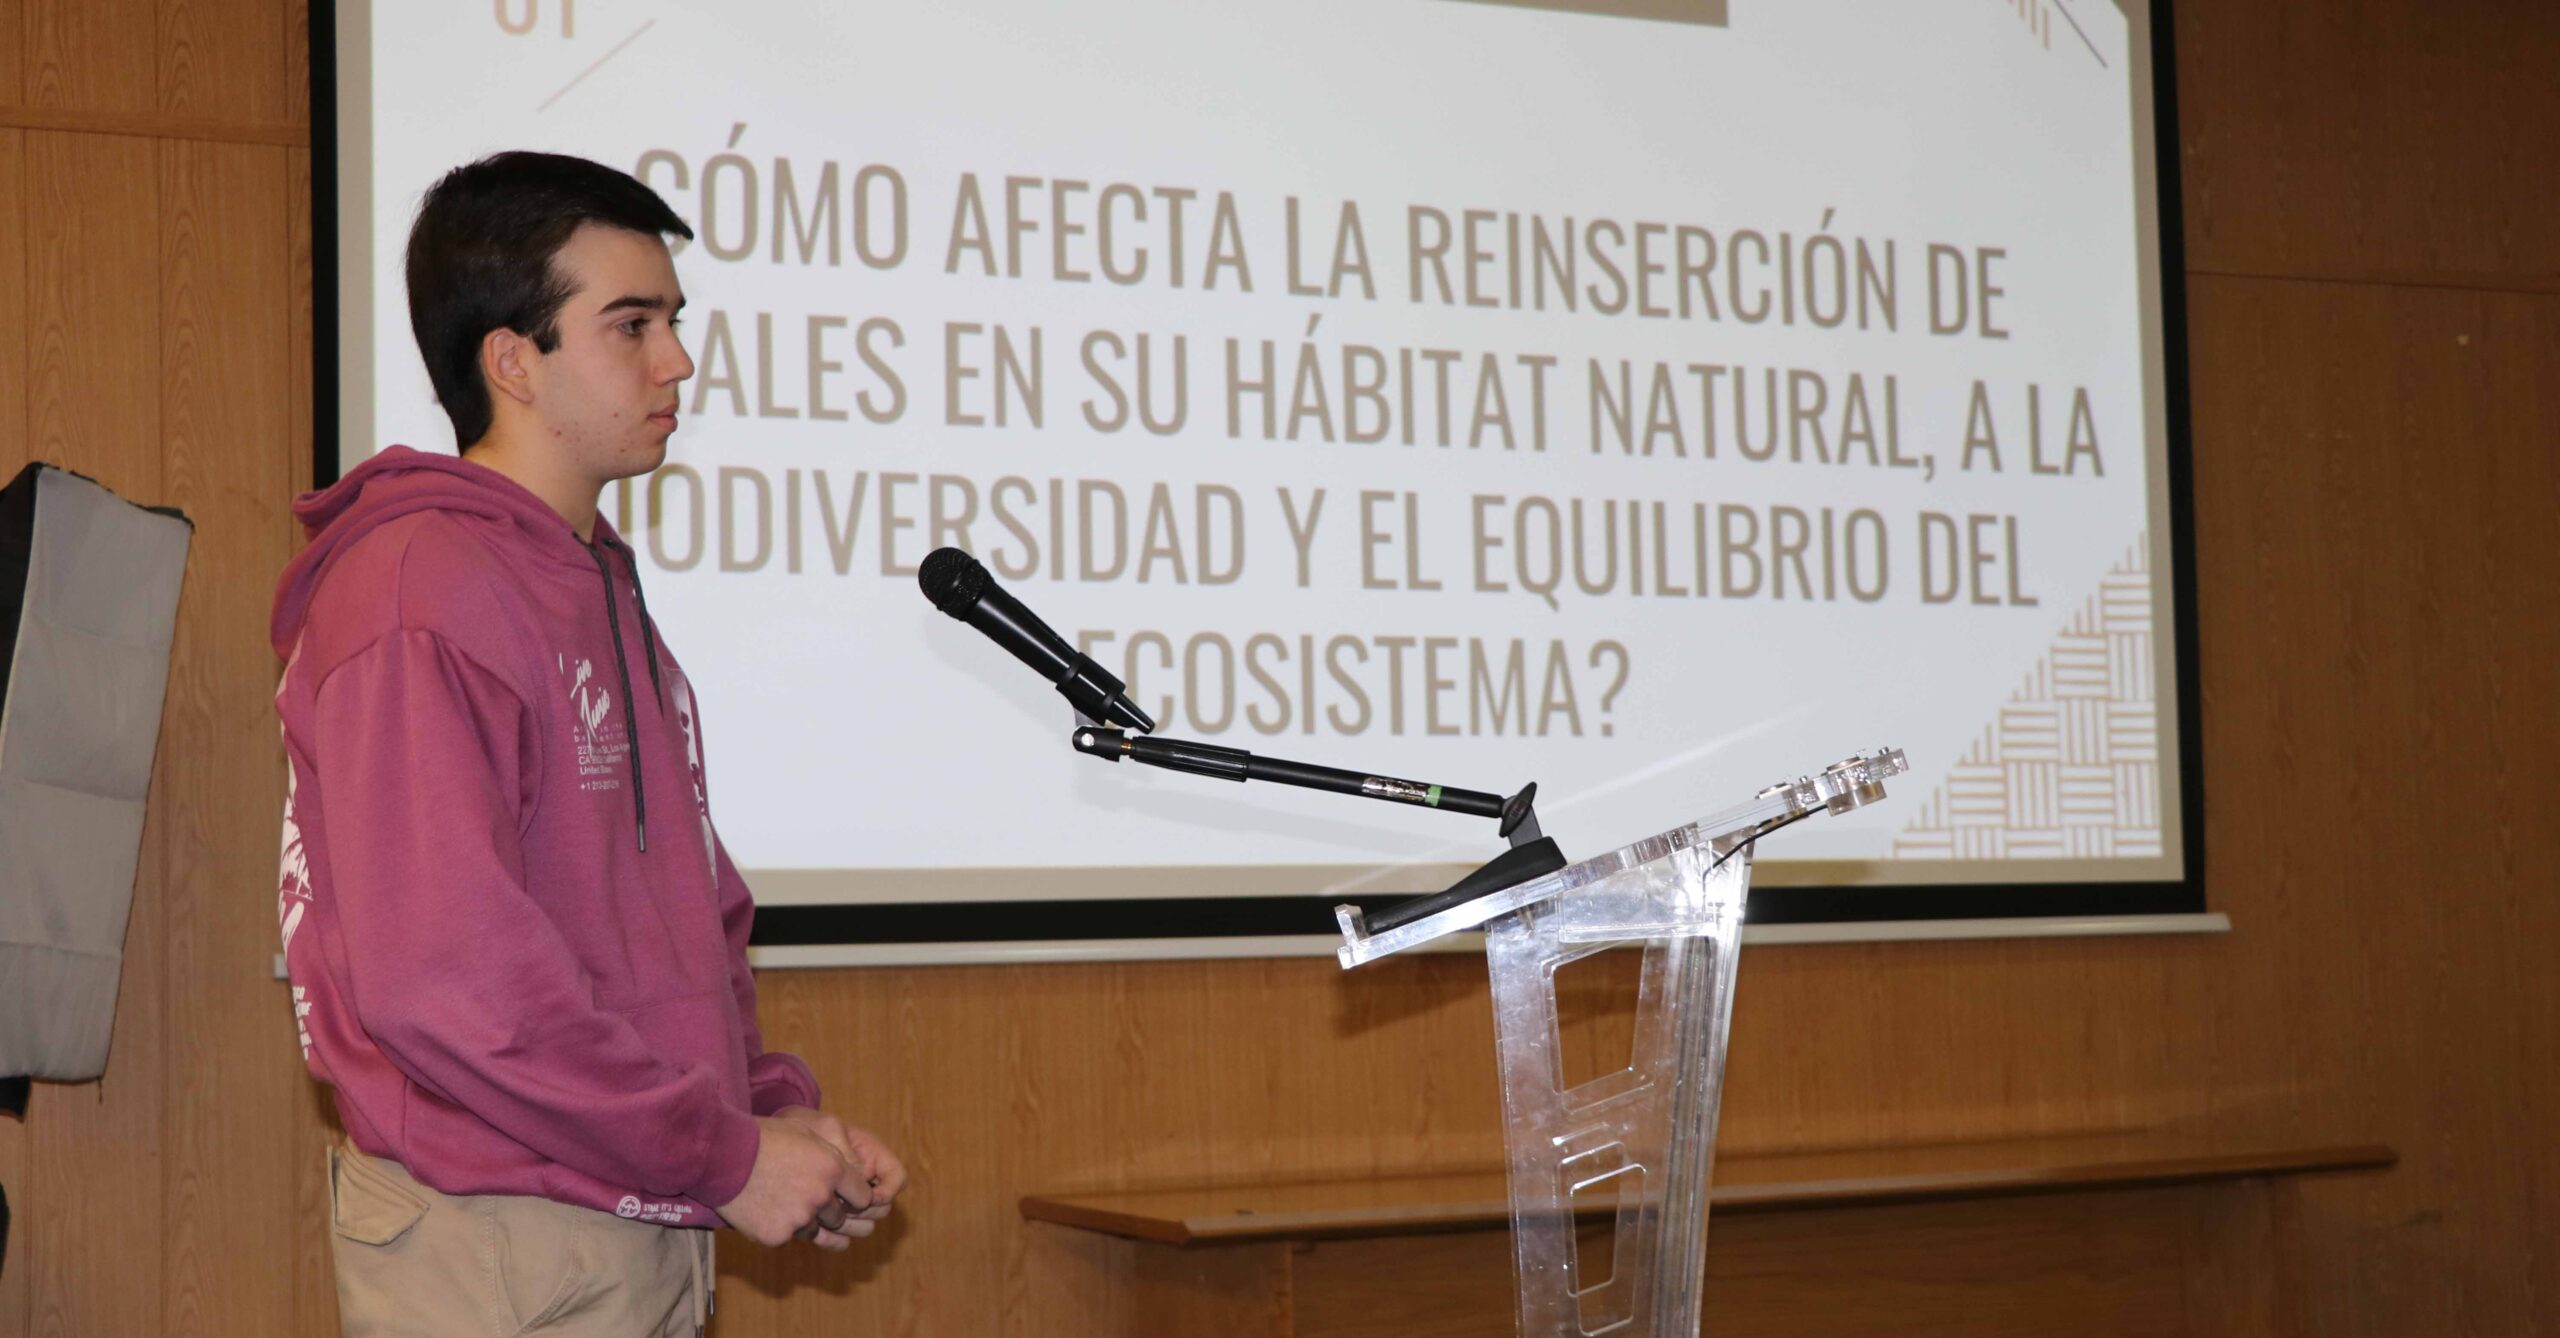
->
xmin=918 ymin=547 xmax=1157 ymax=733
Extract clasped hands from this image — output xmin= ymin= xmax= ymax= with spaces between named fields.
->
xmin=716 ymin=1106 xmax=907 ymax=1250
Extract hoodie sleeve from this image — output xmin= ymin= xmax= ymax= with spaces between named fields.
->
xmin=312 ymin=628 xmax=761 ymax=1207
xmin=713 ymin=836 xmax=823 ymax=1116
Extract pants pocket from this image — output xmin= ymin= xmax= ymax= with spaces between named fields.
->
xmin=328 ymin=1145 xmax=506 ymax=1336
xmin=329 ymin=1146 xmax=428 ymax=1247
xmin=488 ymin=1196 xmax=598 ymax=1334
xmin=513 ymin=1208 xmax=697 ymax=1335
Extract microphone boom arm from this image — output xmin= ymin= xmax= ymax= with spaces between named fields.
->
xmin=1070 ymin=726 xmax=1541 ymax=839
xmin=1069 ymin=725 xmax=1569 ymax=932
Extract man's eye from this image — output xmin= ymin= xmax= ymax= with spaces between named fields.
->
xmin=620 ymin=319 xmax=646 ymax=335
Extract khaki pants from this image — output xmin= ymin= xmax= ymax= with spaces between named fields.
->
xmin=327 ymin=1143 xmax=715 ymax=1337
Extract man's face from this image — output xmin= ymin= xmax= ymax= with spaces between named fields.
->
xmin=524 ymin=222 xmax=693 ymax=482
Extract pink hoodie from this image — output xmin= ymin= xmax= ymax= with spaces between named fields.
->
xmin=271 ymin=446 xmax=816 ymax=1225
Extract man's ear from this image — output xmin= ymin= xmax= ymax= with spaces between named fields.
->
xmin=480 ymin=327 xmax=540 ymax=409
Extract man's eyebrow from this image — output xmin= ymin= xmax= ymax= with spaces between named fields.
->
xmin=597 ymin=293 xmax=685 ymax=315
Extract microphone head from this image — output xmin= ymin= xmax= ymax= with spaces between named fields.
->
xmin=918 ymin=547 xmax=990 ymax=618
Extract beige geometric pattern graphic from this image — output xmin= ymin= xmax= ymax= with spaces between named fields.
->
xmin=1894 ymin=538 xmax=2161 ymax=860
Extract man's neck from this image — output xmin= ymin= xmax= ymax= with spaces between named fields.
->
xmin=462 ymin=429 xmax=601 ymax=542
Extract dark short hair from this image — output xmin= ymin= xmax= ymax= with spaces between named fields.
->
xmin=404 ymin=151 xmax=694 ymax=447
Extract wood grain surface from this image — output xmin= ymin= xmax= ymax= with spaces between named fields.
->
xmin=1019 ymin=1132 xmax=2397 ymax=1245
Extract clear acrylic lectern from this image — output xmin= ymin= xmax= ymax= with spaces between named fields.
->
xmin=1335 ymin=749 xmax=1908 ymax=1338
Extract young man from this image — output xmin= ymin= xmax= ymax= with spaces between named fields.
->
xmin=271 ymin=152 xmax=902 ymax=1335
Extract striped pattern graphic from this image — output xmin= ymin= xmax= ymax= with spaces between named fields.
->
xmin=1895 ymin=540 xmax=2162 ymax=860
xmin=1437 ymin=0 xmax=1728 ymax=27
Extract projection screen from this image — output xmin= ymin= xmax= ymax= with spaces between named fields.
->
xmin=320 ymin=0 xmax=2211 ymax=961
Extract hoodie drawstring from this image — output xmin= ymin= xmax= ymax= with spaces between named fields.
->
xmin=613 ymin=538 xmax=667 ymax=713
xmin=585 ymin=540 xmax=651 ymax=852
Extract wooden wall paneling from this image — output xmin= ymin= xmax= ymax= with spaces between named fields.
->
xmin=156 ymin=136 xmax=298 ymax=1337
xmin=159 ymin=0 xmax=291 ymax=123
xmin=1718 ymin=933 xmax=2205 ymax=1161
xmin=281 ymin=0 xmax=307 ymax=131
xmin=1193 ymin=960 xmax=1310 ymax=1181
xmin=25 ymin=131 xmax=162 ymax=491
xmin=710 ymin=953 xmax=1505 ymax=1336
xmin=2174 ymin=0 xmax=2560 ymax=290
xmin=2187 ymin=276 xmax=2422 ymax=1338
xmin=1329 ymin=951 xmax=1504 ymax=1173
xmin=2184 ymin=273 xmax=2560 ymax=1336
xmin=2188 ymin=273 xmax=2369 ymax=1138
xmin=0 ymin=129 xmax=25 ymax=470
xmin=1707 ymin=1190 xmax=2192 ymax=1338
xmin=22 ymin=128 xmax=166 ymax=1338
xmin=2177 ymin=283 xmax=2328 ymax=1149
xmin=1876 ymin=940 xmax=2085 ymax=1141
xmin=1 ymin=0 xmax=23 ymax=109
xmin=1019 ymin=1224 xmax=1141 ymax=1338
xmin=293 ymin=1088 xmax=343 ymax=1331
xmin=1290 ymin=1187 xmax=2220 ymax=1338
xmin=0 ymin=124 xmax=23 ymax=1338
xmin=2374 ymin=285 xmax=2557 ymax=1333
xmin=1292 ymin=1231 xmax=1499 ymax=1338
xmin=2175 ymin=1177 xmax=2290 ymax=1338
xmin=0 ymin=1115 xmax=21 ymax=1338
xmin=1722 ymin=943 xmax=1895 ymax=1152
xmin=716 ymin=962 xmax=953 ymax=1332
xmin=285 ymin=144 xmax=309 ymax=501
xmin=21 ymin=0 xmax=157 ymax=115
xmin=1172 ymin=957 xmax=1422 ymax=1182
xmin=2481 ymin=291 xmax=2560 ymax=1306
xmin=1125 ymin=1240 xmax=1291 ymax=1338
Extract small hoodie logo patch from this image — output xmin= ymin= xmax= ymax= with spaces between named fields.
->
xmin=615 ymin=1194 xmax=688 ymax=1224
xmin=559 ymin=653 xmax=629 ymax=792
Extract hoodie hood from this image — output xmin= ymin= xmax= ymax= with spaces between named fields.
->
xmin=272 ymin=446 xmax=612 ymax=661
xmin=273 ymin=445 xmax=668 ymax=852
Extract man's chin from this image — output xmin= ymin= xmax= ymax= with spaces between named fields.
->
xmin=614 ymin=439 xmax=671 ymax=481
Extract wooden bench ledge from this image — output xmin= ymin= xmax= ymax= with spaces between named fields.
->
xmin=1021 ymin=1131 xmax=2396 ymax=1246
